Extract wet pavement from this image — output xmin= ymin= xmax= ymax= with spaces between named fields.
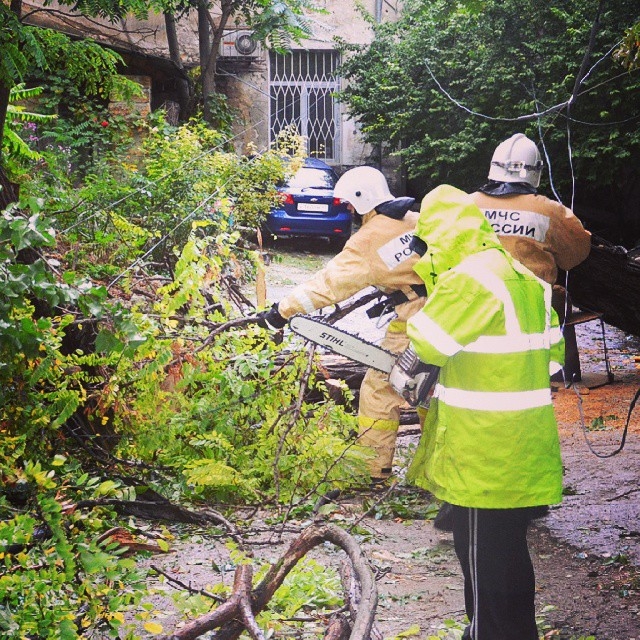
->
xmin=544 ymin=322 xmax=640 ymax=565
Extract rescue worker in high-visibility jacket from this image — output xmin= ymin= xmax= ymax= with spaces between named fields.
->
xmin=393 ymin=184 xmax=564 ymax=640
xmin=433 ymin=133 xmax=591 ymax=534
xmin=471 ymin=133 xmax=591 ymax=380
xmin=257 ymin=166 xmax=427 ymax=481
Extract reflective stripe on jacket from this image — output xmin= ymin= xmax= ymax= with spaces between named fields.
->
xmin=406 ymin=185 xmax=564 ymax=509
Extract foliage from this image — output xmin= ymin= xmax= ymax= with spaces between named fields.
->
xmin=18 ymin=113 xmax=304 ymax=280
xmin=62 ymin=0 xmax=156 ymax=21
xmin=235 ymin=544 xmax=343 ymax=627
xmin=0 ymin=97 xmax=364 ymax=635
xmin=0 ymin=0 xmax=156 ymax=165
xmin=263 ymin=556 xmax=343 ymax=615
xmin=423 ymin=618 xmax=467 ymax=639
xmin=0 ymin=197 xmax=152 ymax=638
xmin=363 ymin=490 xmax=440 ymax=521
xmin=0 ymin=457 xmax=146 ymax=638
xmin=203 ymin=91 xmax=235 ymax=136
xmin=0 ymin=2 xmax=366 ymax=636
xmin=26 ymin=29 xmax=145 ymax=177
xmin=588 ymin=414 xmax=618 ymax=431
xmin=2 ymin=84 xmax=57 ymax=179
xmin=2 ymin=112 xmax=367 ymax=504
xmin=336 ymin=0 xmax=640 ymax=243
xmin=31 ymin=29 xmax=139 ymax=105
xmin=0 ymin=198 xmax=101 ymax=359
xmin=0 ymin=197 xmax=120 ymax=463
xmin=111 ymin=228 xmax=367 ymax=504
xmin=0 ymin=19 xmax=144 ymax=177
xmin=615 ymin=21 xmax=640 ymax=70
xmin=244 ymin=0 xmax=317 ymax=51
xmin=0 ymin=6 xmax=47 ymax=89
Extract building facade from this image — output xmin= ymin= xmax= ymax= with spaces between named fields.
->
xmin=216 ymin=1 xmax=402 ymax=175
xmin=21 ymin=1 xmax=404 ymax=178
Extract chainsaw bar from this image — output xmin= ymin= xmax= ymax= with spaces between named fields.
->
xmin=288 ymin=314 xmax=396 ymax=373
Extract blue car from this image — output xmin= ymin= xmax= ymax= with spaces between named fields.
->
xmin=265 ymin=158 xmax=352 ymax=248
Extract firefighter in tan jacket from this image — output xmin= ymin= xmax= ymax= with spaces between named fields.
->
xmin=471 ymin=133 xmax=592 ymax=381
xmin=257 ymin=167 xmax=427 ymax=481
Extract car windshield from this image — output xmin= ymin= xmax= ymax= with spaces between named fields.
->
xmin=287 ymin=167 xmax=335 ymax=189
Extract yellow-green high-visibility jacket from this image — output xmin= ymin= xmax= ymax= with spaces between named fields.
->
xmin=405 ymin=185 xmax=564 ymax=509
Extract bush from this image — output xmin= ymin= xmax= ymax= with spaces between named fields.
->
xmin=0 ymin=113 xmax=367 ymax=638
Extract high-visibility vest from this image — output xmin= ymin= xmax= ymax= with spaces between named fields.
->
xmin=406 ymin=185 xmax=564 ymax=509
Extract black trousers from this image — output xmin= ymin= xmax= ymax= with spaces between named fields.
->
xmin=451 ymin=506 xmax=540 ymax=640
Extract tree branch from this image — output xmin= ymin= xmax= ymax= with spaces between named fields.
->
xmin=160 ymin=522 xmax=378 ymax=640
xmin=570 ymin=0 xmax=605 ymax=104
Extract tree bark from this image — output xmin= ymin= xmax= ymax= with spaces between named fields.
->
xmin=0 ymin=165 xmax=19 ymax=210
xmin=0 ymin=83 xmax=10 ymax=164
xmin=164 ymin=12 xmax=192 ymax=121
xmin=324 ymin=612 xmax=352 ymax=640
xmin=339 ymin=560 xmax=384 ymax=640
xmin=313 ymin=354 xmax=419 ymax=424
xmin=570 ymin=0 xmax=604 ymax=102
xmin=198 ymin=0 xmax=233 ymax=122
xmin=316 ymin=354 xmax=369 ymax=389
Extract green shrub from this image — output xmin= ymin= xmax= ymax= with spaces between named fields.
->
xmin=0 ymin=459 xmax=146 ymax=639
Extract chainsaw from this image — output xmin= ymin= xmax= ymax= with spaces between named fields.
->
xmin=288 ymin=314 xmax=439 ymax=407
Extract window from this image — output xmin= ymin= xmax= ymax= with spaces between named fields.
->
xmin=269 ymin=50 xmax=341 ymax=162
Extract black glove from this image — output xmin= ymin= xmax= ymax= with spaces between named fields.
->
xmin=256 ymin=303 xmax=287 ymax=330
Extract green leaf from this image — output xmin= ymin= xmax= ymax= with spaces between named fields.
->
xmin=50 ymin=394 xmax=80 ymax=429
xmin=95 ymin=329 xmax=124 ymax=354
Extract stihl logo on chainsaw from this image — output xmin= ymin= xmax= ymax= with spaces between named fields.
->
xmin=319 ymin=331 xmax=345 ymax=347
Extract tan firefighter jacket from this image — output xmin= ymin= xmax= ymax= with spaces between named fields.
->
xmin=471 ymin=191 xmax=591 ymax=285
xmin=277 ymin=210 xmax=425 ymax=322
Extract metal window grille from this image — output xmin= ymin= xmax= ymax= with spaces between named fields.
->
xmin=269 ymin=50 xmax=341 ymax=162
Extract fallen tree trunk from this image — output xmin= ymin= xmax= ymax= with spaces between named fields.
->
xmin=317 ymin=354 xmax=368 ymax=389
xmin=315 ymin=354 xmax=419 ymax=425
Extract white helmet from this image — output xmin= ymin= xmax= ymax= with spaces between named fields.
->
xmin=488 ymin=134 xmax=544 ymax=188
xmin=333 ymin=166 xmax=394 ymax=215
